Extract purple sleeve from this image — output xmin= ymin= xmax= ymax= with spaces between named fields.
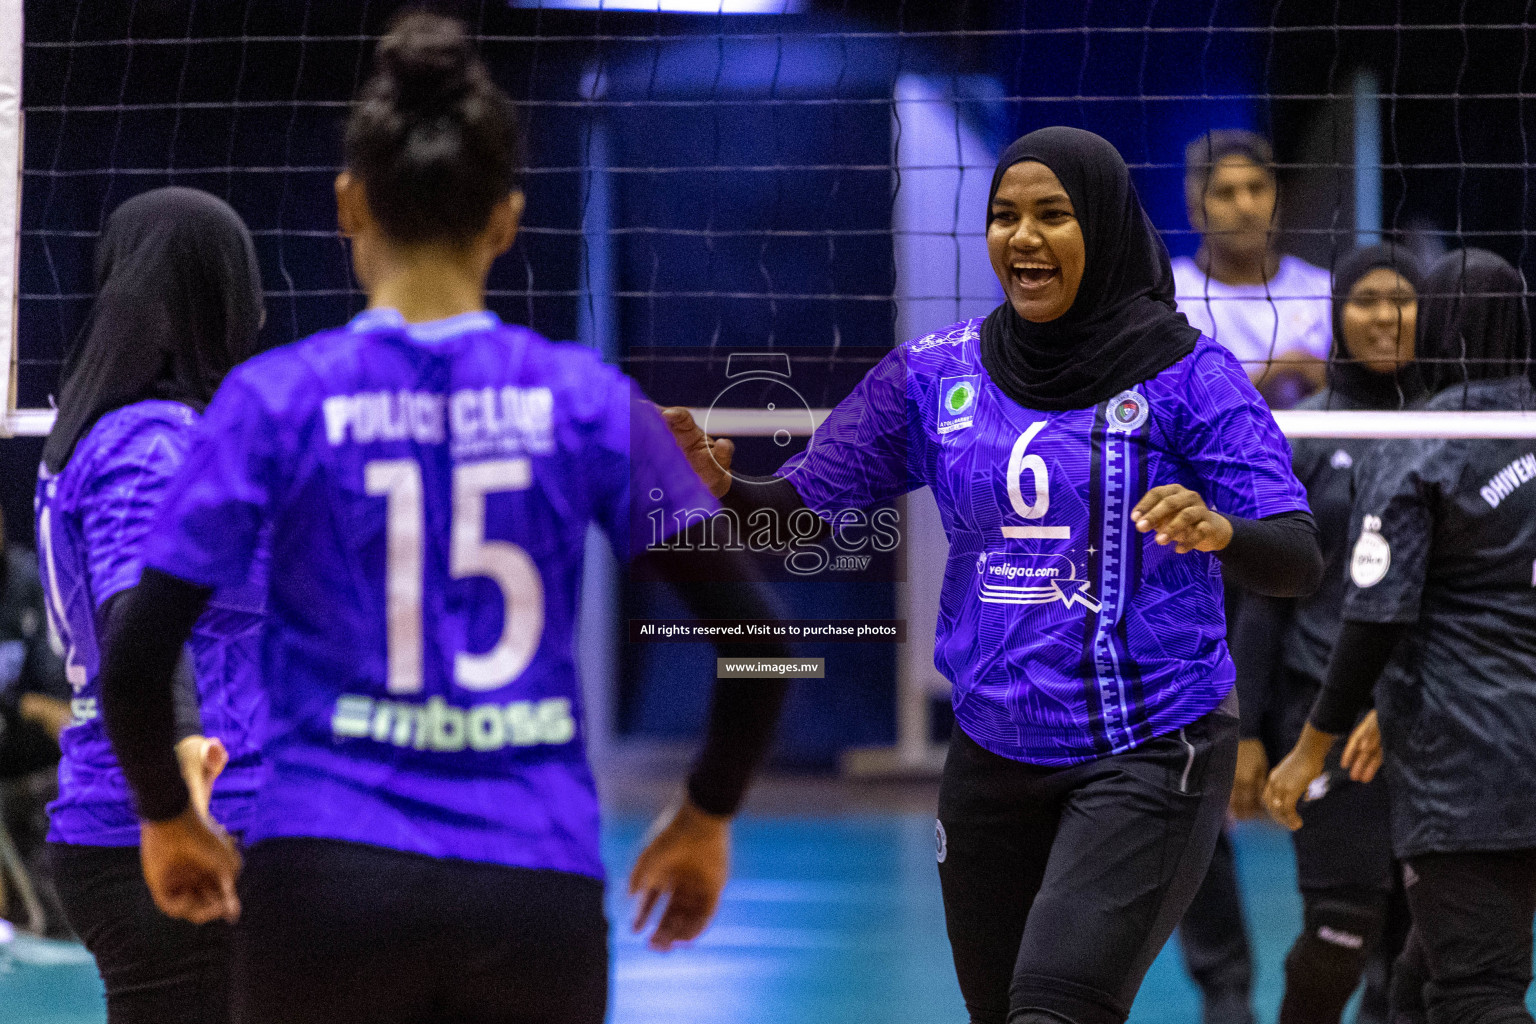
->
xmin=81 ymin=420 xmax=194 ymax=608
xmin=774 ymin=347 xmax=923 ymax=516
xmin=595 ymin=375 xmax=721 ymax=562
xmin=140 ymin=375 xmax=282 ymax=592
xmin=1178 ymin=350 xmax=1310 ymax=521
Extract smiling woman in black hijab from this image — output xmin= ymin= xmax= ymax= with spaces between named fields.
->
xmin=36 ymin=186 xmax=266 ymax=1024
xmin=979 ymin=126 xmax=1201 ymax=411
xmin=1324 ymin=243 xmax=1427 ymax=409
xmin=660 ymin=126 xmax=1320 ymax=1024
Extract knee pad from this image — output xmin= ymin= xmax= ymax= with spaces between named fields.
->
xmin=1280 ymin=897 xmax=1385 ymax=1024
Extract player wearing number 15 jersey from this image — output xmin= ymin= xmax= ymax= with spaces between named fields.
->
xmin=95 ymin=15 xmax=788 ymax=1024
xmin=665 ymin=128 xmax=1321 ymax=1024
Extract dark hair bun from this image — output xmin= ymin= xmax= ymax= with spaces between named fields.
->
xmin=375 ymin=12 xmax=476 ymax=115
xmin=345 ymin=10 xmax=523 ymax=245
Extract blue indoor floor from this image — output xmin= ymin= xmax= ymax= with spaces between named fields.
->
xmin=4 ymin=817 xmax=1534 ymax=1023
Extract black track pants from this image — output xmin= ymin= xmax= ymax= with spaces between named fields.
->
xmin=937 ymin=707 xmax=1239 ymax=1024
xmin=232 ymin=838 xmax=609 ymax=1024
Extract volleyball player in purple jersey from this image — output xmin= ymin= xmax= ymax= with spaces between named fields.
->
xmin=35 ymin=186 xmax=267 ymax=1024
xmin=93 ymin=14 xmax=786 ymax=1024
xmin=664 ymin=127 xmax=1323 ymax=1024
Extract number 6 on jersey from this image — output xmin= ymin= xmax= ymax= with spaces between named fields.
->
xmin=1004 ymin=421 xmax=1071 ymax=540
xmin=366 ymin=457 xmax=545 ymax=695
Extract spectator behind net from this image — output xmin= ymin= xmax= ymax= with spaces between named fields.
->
xmin=1172 ymin=130 xmax=1332 ymax=407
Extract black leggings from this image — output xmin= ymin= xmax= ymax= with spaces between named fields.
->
xmin=1390 ymin=850 xmax=1536 ymax=1024
xmin=1278 ymin=739 xmax=1398 ymax=1024
xmin=937 ymin=707 xmax=1239 ymax=1024
xmin=50 ymin=842 xmax=232 ymax=1024
xmin=232 ymin=837 xmax=609 ymax=1024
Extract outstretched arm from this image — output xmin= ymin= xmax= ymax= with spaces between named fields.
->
xmin=626 ymin=527 xmax=792 ymax=951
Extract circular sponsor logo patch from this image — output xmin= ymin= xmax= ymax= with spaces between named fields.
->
xmin=1107 ymin=389 xmax=1149 ymax=432
xmin=1350 ymin=529 xmax=1392 ymax=588
xmin=944 ymin=381 xmax=975 ymax=415
xmin=935 ymin=819 xmax=947 ymax=863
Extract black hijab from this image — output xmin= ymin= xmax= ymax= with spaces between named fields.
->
xmin=1326 ymin=243 xmax=1427 ymax=409
xmin=979 ymin=127 xmax=1201 ymax=412
xmin=43 ymin=187 xmax=264 ymax=473
xmin=1416 ymin=248 xmax=1532 ymax=397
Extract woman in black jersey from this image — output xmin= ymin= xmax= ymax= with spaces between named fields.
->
xmin=1231 ymin=243 xmax=1424 ymax=1024
xmin=1267 ymin=249 xmax=1536 ymax=1024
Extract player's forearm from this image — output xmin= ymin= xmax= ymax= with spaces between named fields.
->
xmin=1308 ymin=619 xmax=1406 ymax=735
xmin=170 ymin=646 xmax=204 ymax=743
xmin=18 ymin=693 xmax=73 ymax=742
xmin=99 ymin=569 xmax=212 ymax=823
xmin=719 ymin=474 xmax=831 ymax=544
xmin=1229 ymin=592 xmax=1292 ymax=739
xmin=634 ymin=534 xmax=791 ymax=817
xmin=1215 ymin=511 xmax=1323 ymax=597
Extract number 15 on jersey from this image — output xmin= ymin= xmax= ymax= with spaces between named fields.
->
xmin=366 ymin=457 xmax=546 ymax=696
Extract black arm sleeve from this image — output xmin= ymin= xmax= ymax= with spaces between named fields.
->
xmin=633 ymin=518 xmax=793 ymax=817
xmin=1229 ymin=593 xmax=1292 ymax=740
xmin=1214 ymin=511 xmax=1324 ymax=597
xmin=100 ymin=590 xmax=203 ymax=743
xmin=720 ymin=474 xmax=830 ymax=544
xmin=170 ymin=648 xmax=203 ymax=743
xmin=98 ymin=569 xmax=211 ymax=822
xmin=1308 ymin=620 xmax=1407 ymax=735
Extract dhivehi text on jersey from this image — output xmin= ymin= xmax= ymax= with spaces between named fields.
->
xmin=1479 ymin=451 xmax=1536 ymax=508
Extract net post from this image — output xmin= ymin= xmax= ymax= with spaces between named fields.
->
xmin=576 ymin=76 xmax=619 ymax=766
xmin=0 ymin=0 xmax=21 ymax=439
xmin=1353 ymin=67 xmax=1382 ymax=246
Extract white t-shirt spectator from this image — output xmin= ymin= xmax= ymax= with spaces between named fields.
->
xmin=1171 ymin=254 xmax=1333 ymax=376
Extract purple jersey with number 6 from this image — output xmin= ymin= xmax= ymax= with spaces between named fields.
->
xmin=36 ymin=401 xmax=267 ymax=846
xmin=779 ymin=319 xmax=1308 ymax=765
xmin=139 ymin=309 xmax=715 ymax=879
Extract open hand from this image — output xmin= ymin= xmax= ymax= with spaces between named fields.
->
xmin=139 ymin=805 xmax=242 ymax=925
xmin=658 ymin=406 xmax=734 ymax=498
xmin=628 ymin=797 xmax=731 ymax=952
xmin=1341 ymin=710 xmax=1383 ymax=784
xmin=1132 ymin=484 xmax=1233 ymax=554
